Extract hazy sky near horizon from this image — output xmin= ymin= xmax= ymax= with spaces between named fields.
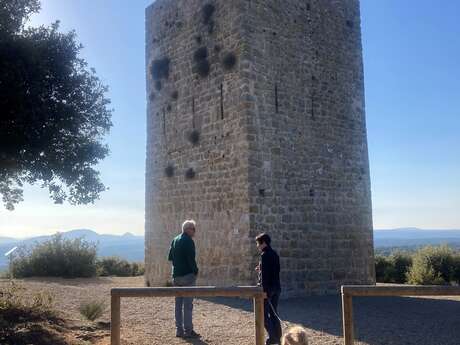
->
xmin=0 ymin=1 xmax=459 ymax=238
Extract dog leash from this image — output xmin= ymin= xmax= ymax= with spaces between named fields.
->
xmin=267 ymin=300 xmax=289 ymax=330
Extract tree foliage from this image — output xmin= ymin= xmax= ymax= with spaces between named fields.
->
xmin=406 ymin=245 xmax=456 ymax=285
xmin=375 ymin=252 xmax=413 ymax=284
xmin=0 ymin=0 xmax=112 ymax=210
xmin=376 ymin=245 xmax=460 ymax=285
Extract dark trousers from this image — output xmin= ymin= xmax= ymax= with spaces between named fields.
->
xmin=264 ymin=291 xmax=282 ymax=343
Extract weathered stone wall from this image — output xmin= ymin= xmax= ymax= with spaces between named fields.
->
xmin=145 ymin=0 xmax=254 ymax=287
xmin=146 ymin=0 xmax=375 ymax=295
xmin=243 ymin=0 xmax=375 ymax=296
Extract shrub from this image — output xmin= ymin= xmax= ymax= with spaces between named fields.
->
xmin=79 ymin=300 xmax=106 ymax=322
xmin=12 ymin=234 xmax=97 ymax=278
xmin=406 ymin=245 xmax=455 ymax=285
xmin=96 ymin=257 xmax=144 ymax=277
xmin=375 ymin=252 xmax=411 ymax=283
xmin=375 ymin=255 xmax=391 ymax=283
xmin=131 ymin=262 xmax=145 ymax=276
xmin=389 ymin=251 xmax=412 ymax=283
xmin=452 ymin=254 xmax=460 ymax=284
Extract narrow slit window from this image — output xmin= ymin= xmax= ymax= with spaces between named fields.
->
xmin=220 ymin=83 xmax=224 ymax=120
xmin=275 ymin=84 xmax=279 ymax=113
xmin=192 ymin=96 xmax=196 ymax=129
xmin=162 ymin=109 xmax=166 ymax=136
xmin=311 ymin=94 xmax=315 ymax=120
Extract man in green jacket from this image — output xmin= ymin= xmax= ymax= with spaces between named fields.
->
xmin=168 ymin=219 xmax=200 ymax=338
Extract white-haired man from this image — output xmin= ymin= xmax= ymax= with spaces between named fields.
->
xmin=168 ymin=219 xmax=200 ymax=338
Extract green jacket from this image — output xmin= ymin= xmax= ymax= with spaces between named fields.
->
xmin=168 ymin=233 xmax=198 ymax=278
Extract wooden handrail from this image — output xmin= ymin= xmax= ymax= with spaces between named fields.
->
xmin=341 ymin=285 xmax=460 ymax=345
xmin=342 ymin=285 xmax=460 ymax=297
xmin=111 ymin=286 xmax=266 ymax=298
xmin=110 ymin=286 xmax=266 ymax=345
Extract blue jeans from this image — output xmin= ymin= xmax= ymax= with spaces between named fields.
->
xmin=173 ymin=273 xmax=197 ymax=333
xmin=264 ymin=290 xmax=282 ymax=343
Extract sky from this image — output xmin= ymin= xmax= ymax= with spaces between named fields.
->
xmin=0 ymin=0 xmax=459 ymax=238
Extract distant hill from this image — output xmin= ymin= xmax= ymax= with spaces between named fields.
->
xmin=2 ymin=227 xmax=460 ymax=271
xmin=0 ymin=229 xmax=144 ymax=270
xmin=374 ymin=228 xmax=460 ymax=248
xmin=0 ymin=236 xmax=17 ymax=245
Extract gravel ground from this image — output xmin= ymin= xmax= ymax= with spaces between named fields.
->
xmin=1 ymin=277 xmax=459 ymax=345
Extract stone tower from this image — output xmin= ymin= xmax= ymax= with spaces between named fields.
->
xmin=145 ymin=0 xmax=375 ymax=296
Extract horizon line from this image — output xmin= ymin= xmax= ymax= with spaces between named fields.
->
xmin=3 ymin=227 xmax=460 ymax=240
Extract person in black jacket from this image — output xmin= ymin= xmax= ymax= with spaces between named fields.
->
xmin=255 ymin=233 xmax=282 ymax=345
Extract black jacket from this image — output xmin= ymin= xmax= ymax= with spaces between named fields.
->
xmin=258 ymin=246 xmax=281 ymax=293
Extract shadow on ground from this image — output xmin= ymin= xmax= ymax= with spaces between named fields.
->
xmin=183 ymin=338 xmax=210 ymax=345
xmin=204 ymin=296 xmax=460 ymax=345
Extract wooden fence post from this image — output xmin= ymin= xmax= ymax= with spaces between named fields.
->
xmin=254 ymin=296 xmax=265 ymax=345
xmin=111 ymin=295 xmax=121 ymax=345
xmin=342 ymin=292 xmax=354 ymax=345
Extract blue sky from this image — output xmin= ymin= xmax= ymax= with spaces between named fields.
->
xmin=0 ymin=0 xmax=458 ymax=238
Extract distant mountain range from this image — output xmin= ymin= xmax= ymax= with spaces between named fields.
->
xmin=1 ymin=227 xmax=460 ymax=270
xmin=0 ymin=229 xmax=144 ymax=270
xmin=374 ymin=228 xmax=460 ymax=247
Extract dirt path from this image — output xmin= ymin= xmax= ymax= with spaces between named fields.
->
xmin=1 ymin=277 xmax=459 ymax=345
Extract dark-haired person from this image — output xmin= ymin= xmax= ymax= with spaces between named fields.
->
xmin=168 ymin=219 xmax=200 ymax=339
xmin=255 ymin=233 xmax=282 ymax=345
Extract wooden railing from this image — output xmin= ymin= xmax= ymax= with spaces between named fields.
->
xmin=110 ymin=286 xmax=266 ymax=345
xmin=341 ymin=285 xmax=460 ymax=345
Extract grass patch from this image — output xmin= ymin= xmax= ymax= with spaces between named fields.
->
xmin=79 ymin=300 xmax=106 ymax=322
xmin=0 ymin=282 xmax=67 ymax=345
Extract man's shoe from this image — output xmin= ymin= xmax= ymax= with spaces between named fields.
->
xmin=184 ymin=330 xmax=201 ymax=338
xmin=265 ymin=339 xmax=280 ymax=345
xmin=176 ymin=330 xmax=185 ymax=338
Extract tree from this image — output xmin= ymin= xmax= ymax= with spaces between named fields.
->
xmin=406 ymin=245 xmax=455 ymax=285
xmin=0 ymin=0 xmax=112 ymax=210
